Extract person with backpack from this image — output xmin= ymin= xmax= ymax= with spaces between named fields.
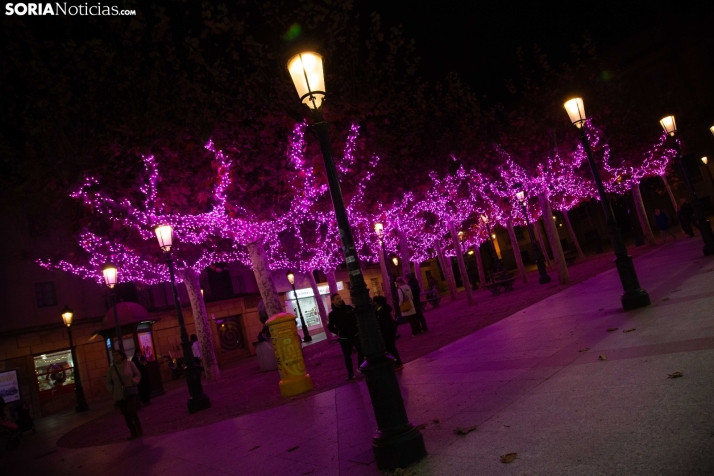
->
xmin=396 ymin=277 xmax=421 ymax=336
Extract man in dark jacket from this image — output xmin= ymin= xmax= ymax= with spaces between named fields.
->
xmin=373 ymin=296 xmax=403 ymax=370
xmin=677 ymin=198 xmax=697 ymax=237
xmin=654 ymin=209 xmax=677 ymax=244
xmin=328 ymin=294 xmax=364 ymax=380
xmin=407 ymin=273 xmax=428 ymax=333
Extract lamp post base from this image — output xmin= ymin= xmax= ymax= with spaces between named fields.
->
xmin=614 ymin=255 xmax=651 ymax=310
xmin=188 ymin=394 xmax=212 ymax=414
xmin=75 ymin=392 xmax=89 ymax=413
xmin=185 ymin=365 xmax=211 ymax=414
xmin=621 ymin=288 xmax=651 ymax=310
xmin=361 ymin=358 xmax=427 ymax=470
xmin=302 ymin=334 xmax=313 ymax=343
xmin=538 ymin=274 xmax=552 ymax=284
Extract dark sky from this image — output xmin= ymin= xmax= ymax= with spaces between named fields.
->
xmin=362 ymin=0 xmax=713 ymax=102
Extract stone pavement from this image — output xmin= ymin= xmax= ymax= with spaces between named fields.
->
xmin=5 ymin=237 xmax=714 ymax=475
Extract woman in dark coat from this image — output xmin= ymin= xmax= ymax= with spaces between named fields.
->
xmin=327 ymin=293 xmax=364 ymax=380
xmin=373 ymin=296 xmax=403 ymax=370
xmin=132 ymin=350 xmax=152 ymax=406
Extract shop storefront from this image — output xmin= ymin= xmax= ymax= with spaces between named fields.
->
xmin=285 ymin=281 xmax=343 ymax=333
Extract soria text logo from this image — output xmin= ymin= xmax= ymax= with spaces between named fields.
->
xmin=5 ymin=3 xmax=137 ymax=16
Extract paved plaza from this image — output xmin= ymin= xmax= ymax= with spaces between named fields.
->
xmin=4 ymin=237 xmax=714 ymax=475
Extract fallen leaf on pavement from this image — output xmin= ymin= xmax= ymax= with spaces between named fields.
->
xmin=578 ymin=347 xmax=590 ymax=352
xmin=668 ymin=372 xmax=683 ymax=379
xmin=607 ymin=328 xmax=618 ymax=332
xmin=623 ymin=328 xmax=636 ymax=333
xmin=500 ymin=453 xmax=517 ymax=463
xmin=393 ymin=469 xmax=416 ymax=476
xmin=599 ymin=355 xmax=607 ymax=361
xmin=433 ymin=419 xmax=440 ymax=424
xmin=662 ymin=298 xmax=670 ymax=301
xmin=287 ymin=446 xmax=300 ymax=452
xmin=454 ymin=425 xmax=477 ymax=435
xmin=504 ymin=424 xmax=510 ymax=427
xmin=302 ymin=471 xmax=315 ymax=475
xmin=250 ymin=446 xmax=260 ymax=451
xmin=415 ymin=423 xmax=428 ymax=430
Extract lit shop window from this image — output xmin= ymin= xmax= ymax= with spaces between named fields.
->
xmin=34 ymin=349 xmax=75 ymax=398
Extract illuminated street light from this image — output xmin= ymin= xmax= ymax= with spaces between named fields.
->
xmin=102 ymin=264 xmax=123 ymax=352
xmin=61 ymin=305 xmax=88 ymax=412
xmin=287 ymin=271 xmax=311 ymax=343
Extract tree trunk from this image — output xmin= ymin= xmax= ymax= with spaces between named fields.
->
xmin=306 ymin=271 xmax=330 ymax=335
xmin=178 ymin=268 xmax=221 ymax=382
xmin=535 ymin=219 xmax=553 ymax=269
xmin=246 ymin=240 xmax=283 ymax=318
xmin=326 ymin=269 xmax=339 ymax=295
xmin=378 ymin=247 xmax=391 ymax=298
xmin=436 ymin=244 xmax=458 ymax=301
xmin=507 ymin=218 xmax=527 ymax=283
xmin=475 ymin=245 xmax=487 ymax=285
xmin=398 ymin=230 xmax=410 ymax=279
xmin=539 ymin=192 xmax=570 ymax=285
xmin=413 ymin=261 xmax=422 ymax=288
xmin=449 ymin=223 xmax=475 ymax=306
xmin=562 ymin=210 xmax=585 ymax=258
xmin=661 ymin=174 xmax=678 ymax=211
xmin=632 ymin=181 xmax=656 ymax=246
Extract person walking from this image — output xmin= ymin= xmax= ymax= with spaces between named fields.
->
xmin=396 ymin=277 xmax=420 ymax=336
xmin=373 ymin=296 xmax=403 ymax=370
xmin=654 ymin=209 xmax=677 ymax=244
xmin=327 ymin=294 xmax=364 ymax=380
xmin=677 ymin=198 xmax=697 ymax=237
xmin=190 ymin=334 xmax=201 ymax=366
xmin=131 ymin=350 xmax=152 ymax=406
xmin=407 ymin=272 xmax=428 ymax=333
xmin=106 ymin=349 xmax=143 ymax=440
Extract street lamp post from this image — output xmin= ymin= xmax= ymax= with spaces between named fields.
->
xmin=701 ymin=157 xmax=714 ymax=186
xmin=480 ymin=215 xmax=504 ymax=273
xmin=375 ymin=223 xmax=401 ymax=321
xmin=659 ymin=116 xmax=714 ymax=256
xmin=288 ymin=51 xmax=426 ymax=469
xmin=563 ymin=98 xmax=650 ymax=309
xmin=102 ymin=264 xmax=124 ymax=353
xmin=154 ymin=225 xmax=211 ymax=414
xmin=287 ymin=271 xmax=312 ymax=342
xmin=513 ymin=186 xmax=552 ymax=284
xmin=61 ymin=305 xmax=89 ymax=413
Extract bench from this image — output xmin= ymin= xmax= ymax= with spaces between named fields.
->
xmin=485 ymin=270 xmax=516 ymax=296
xmin=564 ymin=254 xmax=577 ymax=266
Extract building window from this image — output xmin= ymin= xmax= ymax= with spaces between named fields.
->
xmin=35 ymin=282 xmax=57 ymax=308
xmin=514 ymin=227 xmax=524 ymax=240
xmin=34 ymin=349 xmax=75 ymax=399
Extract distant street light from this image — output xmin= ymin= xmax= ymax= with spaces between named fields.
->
xmin=154 ymin=224 xmax=211 ymax=413
xmin=287 ymin=271 xmax=311 ymax=342
xmin=701 ymin=157 xmax=714 ymax=186
xmin=480 ymin=215 xmax=503 ymax=273
xmin=513 ymin=185 xmax=551 ymax=284
xmin=391 ymin=256 xmax=399 ymax=267
xmin=61 ymin=305 xmax=89 ymax=413
xmin=102 ymin=263 xmax=124 ymax=353
xmin=563 ymin=98 xmax=650 ymax=309
xmin=659 ymin=116 xmax=714 ymax=256
xmin=375 ymin=223 xmax=401 ymax=321
xmin=288 ymin=51 xmax=425 ymax=469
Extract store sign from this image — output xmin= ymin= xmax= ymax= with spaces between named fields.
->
xmin=0 ymin=369 xmax=20 ymax=403
xmin=286 ymin=281 xmax=343 ymax=300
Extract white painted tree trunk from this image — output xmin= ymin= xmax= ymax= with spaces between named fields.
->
xmin=306 ymin=271 xmax=330 ymax=334
xmin=507 ymin=218 xmax=527 ymax=283
xmin=562 ymin=210 xmax=585 ymax=258
xmin=413 ymin=261 xmax=422 ymax=288
xmin=539 ymin=192 xmax=570 ymax=285
xmin=326 ymin=269 xmax=339 ymax=295
xmin=378 ymin=247 xmax=391 ymax=298
xmin=398 ymin=230 xmax=410 ymax=279
xmin=449 ymin=223 xmax=475 ymax=306
xmin=246 ymin=240 xmax=283 ymax=318
xmin=474 ymin=245 xmax=487 ymax=285
xmin=177 ymin=268 xmax=221 ymax=382
xmin=661 ymin=175 xmax=678 ymax=211
xmin=632 ymin=182 xmax=656 ymax=246
xmin=436 ymin=244 xmax=458 ymax=301
xmin=535 ymin=220 xmax=553 ymax=269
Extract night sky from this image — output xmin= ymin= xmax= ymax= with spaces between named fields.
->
xmin=362 ymin=0 xmax=713 ymax=103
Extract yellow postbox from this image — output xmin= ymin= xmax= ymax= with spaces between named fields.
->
xmin=266 ymin=312 xmax=313 ymax=397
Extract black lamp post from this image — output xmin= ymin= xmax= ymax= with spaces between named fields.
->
xmin=288 ymin=51 xmax=425 ymax=469
xmin=513 ymin=185 xmax=552 ymax=284
xmin=61 ymin=305 xmax=89 ymax=413
xmin=287 ymin=271 xmax=312 ymax=342
xmin=563 ymin=98 xmax=650 ymax=309
xmin=480 ymin=215 xmax=504 ymax=273
xmin=701 ymin=156 xmax=714 ymax=187
xmin=375 ymin=223 xmax=401 ymax=321
xmin=102 ymin=264 xmax=124 ymax=353
xmin=659 ymin=116 xmax=714 ymax=256
xmin=154 ymin=225 xmax=211 ymax=414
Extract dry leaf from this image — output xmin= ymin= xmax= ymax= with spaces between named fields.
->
xmin=500 ymin=453 xmax=517 ymax=463
xmin=394 ymin=469 xmax=417 ymax=476
xmin=302 ymin=471 xmax=315 ymax=475
xmin=599 ymin=355 xmax=607 ymax=361
xmin=504 ymin=424 xmax=510 ymax=427
xmin=662 ymin=298 xmax=670 ymax=301
xmin=455 ymin=425 xmax=477 ymax=435
xmin=287 ymin=446 xmax=300 ymax=452
xmin=250 ymin=445 xmax=260 ymax=451
xmin=578 ymin=347 xmax=590 ymax=352
xmin=668 ymin=372 xmax=683 ymax=379
xmin=623 ymin=328 xmax=636 ymax=333
xmin=607 ymin=328 xmax=619 ymax=332
xmin=416 ymin=423 xmax=428 ymax=431
xmin=433 ymin=419 xmax=440 ymax=424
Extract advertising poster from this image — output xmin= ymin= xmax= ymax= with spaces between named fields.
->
xmin=0 ymin=369 xmax=20 ymax=403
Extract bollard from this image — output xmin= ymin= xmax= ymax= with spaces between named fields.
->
xmin=266 ymin=312 xmax=313 ymax=397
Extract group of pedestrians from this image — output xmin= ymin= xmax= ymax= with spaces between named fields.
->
xmin=654 ymin=198 xmax=699 ymax=244
xmin=328 ymin=272 xmax=431 ymax=380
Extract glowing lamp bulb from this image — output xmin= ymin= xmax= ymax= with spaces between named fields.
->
xmin=287 ymin=52 xmax=325 ymax=109
xmin=564 ymin=98 xmax=586 ymax=128
xmin=102 ymin=264 xmax=118 ymax=288
xmin=702 ymin=157 xmax=708 ymax=165
xmin=155 ymin=225 xmax=173 ymax=251
xmin=61 ymin=305 xmax=73 ymax=327
xmin=287 ymin=271 xmax=295 ymax=285
xmin=659 ymin=116 xmax=677 ymax=136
